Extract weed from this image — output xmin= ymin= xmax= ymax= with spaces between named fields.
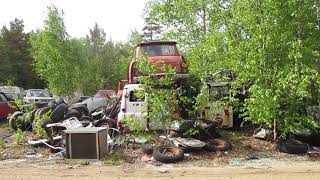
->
xmin=0 ymin=139 xmax=6 ymax=149
xmin=104 ymin=154 xmax=127 ymax=166
xmin=15 ymin=128 xmax=25 ymax=144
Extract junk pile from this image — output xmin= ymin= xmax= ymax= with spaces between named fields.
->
xmin=137 ymin=120 xmax=233 ymax=164
xmin=8 ymin=97 xmax=119 ymax=155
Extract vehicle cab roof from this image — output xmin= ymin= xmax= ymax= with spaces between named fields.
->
xmin=136 ymin=41 xmax=177 ymax=47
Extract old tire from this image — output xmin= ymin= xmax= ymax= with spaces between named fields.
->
xmin=50 ymin=103 xmax=68 ymax=122
xmin=8 ymin=111 xmax=23 ymax=131
xmin=277 ymin=138 xmax=309 ymax=154
xmin=64 ymin=109 xmax=82 ymax=120
xmin=153 ymin=145 xmax=184 ymax=163
xmin=94 ymin=118 xmax=116 ymax=129
xmin=205 ymin=138 xmax=232 ymax=152
xmin=142 ymin=146 xmax=154 ymax=155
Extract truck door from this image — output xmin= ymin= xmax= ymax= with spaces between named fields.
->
xmin=126 ymin=89 xmax=147 ymax=125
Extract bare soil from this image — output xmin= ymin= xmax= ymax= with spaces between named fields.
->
xmin=1 ymin=122 xmax=320 ymax=179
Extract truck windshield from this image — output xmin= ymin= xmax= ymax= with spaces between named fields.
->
xmin=141 ymin=44 xmax=176 ymax=56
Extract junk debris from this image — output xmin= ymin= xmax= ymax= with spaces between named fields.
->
xmin=253 ymin=128 xmax=273 ymax=140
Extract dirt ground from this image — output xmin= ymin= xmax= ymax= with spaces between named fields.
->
xmin=1 ymin=161 xmax=320 ymax=180
xmin=1 ymin=122 xmax=320 ymax=179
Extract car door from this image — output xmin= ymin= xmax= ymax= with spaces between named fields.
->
xmin=0 ymin=93 xmax=11 ymax=117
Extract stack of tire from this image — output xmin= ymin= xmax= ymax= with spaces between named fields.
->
xmin=9 ymin=97 xmax=91 ymax=132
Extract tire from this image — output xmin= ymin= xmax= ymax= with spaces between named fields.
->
xmin=142 ymin=146 xmax=154 ymax=155
xmin=153 ymin=145 xmax=184 ymax=163
xmin=205 ymin=138 xmax=232 ymax=152
xmin=16 ymin=114 xmax=27 ymax=131
xmin=50 ymin=103 xmax=68 ymax=122
xmin=38 ymin=107 xmax=51 ymax=116
xmin=8 ymin=111 xmax=23 ymax=131
xmin=48 ymin=100 xmax=58 ymax=110
xmin=94 ymin=118 xmax=116 ymax=129
xmin=64 ymin=109 xmax=82 ymax=120
xmin=79 ymin=116 xmax=94 ymax=122
xmin=277 ymin=138 xmax=309 ymax=154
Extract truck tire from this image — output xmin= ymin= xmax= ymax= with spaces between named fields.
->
xmin=50 ymin=103 xmax=68 ymax=122
xmin=153 ymin=145 xmax=184 ymax=163
xmin=142 ymin=146 xmax=154 ymax=155
xmin=94 ymin=118 xmax=116 ymax=129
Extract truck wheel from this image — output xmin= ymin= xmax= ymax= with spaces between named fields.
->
xmin=153 ymin=145 xmax=184 ymax=163
xmin=50 ymin=103 xmax=68 ymax=122
xmin=94 ymin=118 xmax=116 ymax=129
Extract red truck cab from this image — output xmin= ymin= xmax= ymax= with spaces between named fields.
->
xmin=128 ymin=41 xmax=188 ymax=83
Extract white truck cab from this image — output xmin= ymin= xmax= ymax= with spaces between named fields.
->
xmin=117 ymin=84 xmax=148 ymax=129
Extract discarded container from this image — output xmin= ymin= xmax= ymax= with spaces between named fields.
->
xmin=63 ymin=127 xmax=108 ymax=159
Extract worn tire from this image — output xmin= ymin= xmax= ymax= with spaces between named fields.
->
xmin=64 ymin=109 xmax=82 ymax=120
xmin=153 ymin=145 xmax=184 ymax=163
xmin=16 ymin=114 xmax=28 ymax=131
xmin=205 ymin=138 xmax=232 ymax=152
xmin=142 ymin=146 xmax=154 ymax=155
xmin=8 ymin=111 xmax=23 ymax=131
xmin=94 ymin=118 xmax=116 ymax=129
xmin=50 ymin=103 xmax=68 ymax=122
xmin=277 ymin=138 xmax=309 ymax=154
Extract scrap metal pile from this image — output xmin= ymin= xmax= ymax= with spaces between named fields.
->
xmin=8 ymin=97 xmax=119 ymax=148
